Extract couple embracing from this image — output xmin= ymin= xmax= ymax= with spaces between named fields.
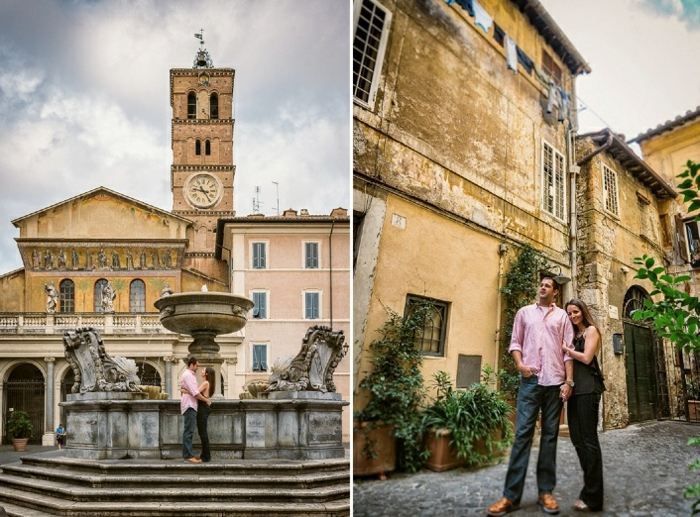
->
xmin=488 ymin=274 xmax=606 ymax=515
xmin=179 ymin=356 xmax=216 ymax=464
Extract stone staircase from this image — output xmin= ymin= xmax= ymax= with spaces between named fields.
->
xmin=0 ymin=453 xmax=350 ymax=516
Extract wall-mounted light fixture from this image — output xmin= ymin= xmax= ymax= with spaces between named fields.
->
xmin=540 ymin=264 xmax=571 ymax=286
xmin=612 ymin=333 xmax=624 ymax=355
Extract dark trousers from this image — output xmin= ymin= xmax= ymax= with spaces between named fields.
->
xmin=182 ymin=407 xmax=197 ymax=458
xmin=504 ymin=376 xmax=563 ymax=503
xmin=197 ymin=403 xmax=211 ymax=462
xmin=568 ymin=393 xmax=604 ymax=511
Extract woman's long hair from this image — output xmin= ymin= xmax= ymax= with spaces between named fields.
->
xmin=205 ymin=367 xmax=216 ymax=397
xmin=565 ymin=298 xmax=601 ymax=336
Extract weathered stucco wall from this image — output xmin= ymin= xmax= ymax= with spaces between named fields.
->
xmin=354 ymin=0 xmax=578 ymax=398
xmin=576 ymin=139 xmax=670 ymax=428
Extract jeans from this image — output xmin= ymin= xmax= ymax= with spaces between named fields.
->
xmin=182 ymin=407 xmax=197 ymax=459
xmin=503 ymin=375 xmax=563 ymax=503
xmin=568 ymin=393 xmax=604 ymax=510
xmin=197 ymin=403 xmax=211 ymax=462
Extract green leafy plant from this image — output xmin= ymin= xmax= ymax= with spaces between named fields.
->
xmin=632 ymin=160 xmax=700 ymax=513
xmin=356 ymin=301 xmax=435 ymax=473
xmin=499 ymin=244 xmax=547 ymax=399
xmin=7 ymin=410 xmax=33 ymax=439
xmin=422 ymin=370 xmax=513 ymax=465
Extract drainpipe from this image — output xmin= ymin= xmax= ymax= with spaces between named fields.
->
xmin=328 ymin=220 xmax=335 ymax=330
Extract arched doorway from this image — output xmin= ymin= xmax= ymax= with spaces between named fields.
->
xmin=623 ymin=286 xmax=670 ymax=422
xmin=3 ymin=363 xmax=44 ymax=443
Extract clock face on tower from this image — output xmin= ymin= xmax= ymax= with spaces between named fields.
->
xmin=185 ymin=173 xmax=222 ymax=209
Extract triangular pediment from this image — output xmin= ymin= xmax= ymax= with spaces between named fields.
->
xmin=12 ymin=187 xmax=191 ymax=240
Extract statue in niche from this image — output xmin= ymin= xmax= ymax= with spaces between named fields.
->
xmin=101 ymin=281 xmax=116 ymax=313
xmin=57 ymin=249 xmax=67 ymax=270
xmin=140 ymin=251 xmax=147 ymax=269
xmin=152 ymin=251 xmax=160 ymax=269
xmin=111 ymin=251 xmax=120 ymax=270
xmin=87 ymin=252 xmax=93 ymax=270
xmin=45 ymin=283 xmax=58 ymax=313
xmin=44 ymin=249 xmax=53 ymax=270
xmin=97 ymin=248 xmax=107 ymax=269
xmin=266 ymin=326 xmax=348 ymax=393
xmin=71 ymin=249 xmax=79 ymax=270
xmin=63 ymin=327 xmax=142 ymax=393
xmin=32 ymin=249 xmax=40 ymax=270
xmin=163 ymin=251 xmax=172 ymax=268
xmin=125 ymin=251 xmax=134 ymax=270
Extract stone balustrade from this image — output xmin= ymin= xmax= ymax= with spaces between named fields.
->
xmin=0 ymin=312 xmax=167 ymax=334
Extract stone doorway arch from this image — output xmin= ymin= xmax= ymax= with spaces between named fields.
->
xmin=3 ymin=363 xmax=45 ymax=444
xmin=622 ymin=286 xmax=670 ymax=422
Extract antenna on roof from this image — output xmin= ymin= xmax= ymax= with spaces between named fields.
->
xmin=252 ymin=186 xmax=262 ymax=213
xmin=272 ymin=181 xmax=280 ymax=216
xmin=194 ymin=29 xmax=205 ymax=48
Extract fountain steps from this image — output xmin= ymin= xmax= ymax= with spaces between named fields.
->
xmin=0 ymin=457 xmax=350 ymax=516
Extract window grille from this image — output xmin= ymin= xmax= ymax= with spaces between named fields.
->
xmin=353 ymin=0 xmax=391 ymax=106
xmin=405 ymin=294 xmax=449 ymax=356
xmin=603 ymin=164 xmax=620 ymax=216
xmin=542 ymin=142 xmax=565 ymax=220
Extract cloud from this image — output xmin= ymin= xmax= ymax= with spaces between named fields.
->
xmin=639 ymin=0 xmax=700 ymax=30
xmin=0 ymin=0 xmax=350 ymax=273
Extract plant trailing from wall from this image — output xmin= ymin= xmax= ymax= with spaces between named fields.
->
xmin=499 ymin=244 xmax=547 ymax=399
xmin=356 ymin=300 xmax=435 ymax=473
xmin=631 ymin=160 xmax=700 ymax=514
xmin=422 ymin=370 xmax=513 ymax=465
xmin=7 ymin=410 xmax=33 ymax=439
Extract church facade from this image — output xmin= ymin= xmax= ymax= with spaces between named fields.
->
xmin=0 ymin=46 xmax=350 ymax=444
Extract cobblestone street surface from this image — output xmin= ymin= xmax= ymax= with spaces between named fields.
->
xmin=354 ymin=421 xmax=699 ymax=516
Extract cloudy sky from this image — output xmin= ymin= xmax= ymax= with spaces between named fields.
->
xmin=0 ymin=0 xmax=350 ymax=273
xmin=540 ymin=0 xmax=700 ymax=139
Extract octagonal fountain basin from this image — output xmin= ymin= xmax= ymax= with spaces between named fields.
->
xmin=154 ymin=292 xmax=254 ymax=336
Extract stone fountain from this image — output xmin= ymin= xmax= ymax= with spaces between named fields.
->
xmin=0 ymin=289 xmax=350 ymax=515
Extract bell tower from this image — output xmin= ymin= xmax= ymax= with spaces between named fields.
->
xmin=170 ymin=33 xmax=235 ymax=280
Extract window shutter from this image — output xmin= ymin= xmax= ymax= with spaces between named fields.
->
xmin=675 ymin=214 xmax=689 ymax=262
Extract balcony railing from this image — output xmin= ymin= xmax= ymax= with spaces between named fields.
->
xmin=0 ymin=313 xmax=168 ymax=335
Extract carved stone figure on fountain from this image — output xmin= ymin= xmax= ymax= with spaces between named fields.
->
xmin=63 ymin=327 xmax=142 ymax=393
xmin=266 ymin=325 xmax=347 ymax=393
xmin=45 ymin=283 xmax=58 ymax=313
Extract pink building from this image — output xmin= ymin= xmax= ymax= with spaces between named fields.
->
xmin=216 ymin=208 xmax=351 ymax=440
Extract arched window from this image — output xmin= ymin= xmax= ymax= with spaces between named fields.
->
xmin=187 ymin=92 xmax=196 ymax=119
xmin=195 ymin=139 xmax=201 ymax=155
xmin=137 ymin=362 xmax=161 ymax=387
xmin=623 ymin=286 xmax=650 ymax=319
xmin=205 ymin=140 xmax=211 ymax=155
xmin=94 ymin=279 xmax=108 ymax=312
xmin=210 ymin=93 xmax=218 ymax=119
xmin=129 ymin=279 xmax=145 ymax=313
xmin=59 ymin=279 xmax=75 ymax=313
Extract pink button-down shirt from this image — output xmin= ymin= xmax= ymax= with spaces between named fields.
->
xmin=179 ymin=368 xmax=199 ymax=415
xmin=508 ymin=303 xmax=574 ymax=386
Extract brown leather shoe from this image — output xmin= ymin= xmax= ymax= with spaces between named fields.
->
xmin=186 ymin=457 xmax=202 ymax=464
xmin=538 ymin=493 xmax=560 ymax=514
xmin=487 ymin=497 xmax=518 ymax=516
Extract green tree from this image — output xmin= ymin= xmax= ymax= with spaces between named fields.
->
xmin=631 ymin=160 xmax=700 ymax=514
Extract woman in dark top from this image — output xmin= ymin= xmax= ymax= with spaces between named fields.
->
xmin=196 ymin=367 xmax=215 ymax=463
xmin=563 ymin=299 xmax=605 ymax=512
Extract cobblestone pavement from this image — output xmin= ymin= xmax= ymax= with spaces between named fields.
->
xmin=354 ymin=420 xmax=699 ymax=516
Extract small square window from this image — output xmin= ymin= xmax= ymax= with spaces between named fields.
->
xmin=252 ymin=242 xmax=267 ymax=269
xmin=305 ymin=242 xmax=319 ymax=269
xmin=252 ymin=291 xmax=268 ymax=319
xmin=405 ymin=294 xmax=449 ymax=356
xmin=304 ymin=291 xmax=320 ymax=320
xmin=252 ymin=344 xmax=268 ymax=372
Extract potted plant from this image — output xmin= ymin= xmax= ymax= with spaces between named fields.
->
xmin=6 ymin=410 xmax=33 ymax=451
xmin=354 ymin=301 xmax=434 ymax=477
xmin=422 ymin=370 xmax=513 ymax=472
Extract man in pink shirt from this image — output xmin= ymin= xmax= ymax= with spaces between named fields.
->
xmin=180 ymin=356 xmax=210 ymax=463
xmin=488 ymin=274 xmax=574 ymax=516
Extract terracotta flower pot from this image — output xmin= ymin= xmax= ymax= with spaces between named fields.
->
xmin=425 ymin=428 xmax=465 ymax=472
xmin=12 ymin=438 xmax=29 ymax=452
xmin=353 ymin=422 xmax=396 ymax=479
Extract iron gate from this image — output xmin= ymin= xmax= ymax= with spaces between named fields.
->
xmin=3 ymin=379 xmax=44 ymax=443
